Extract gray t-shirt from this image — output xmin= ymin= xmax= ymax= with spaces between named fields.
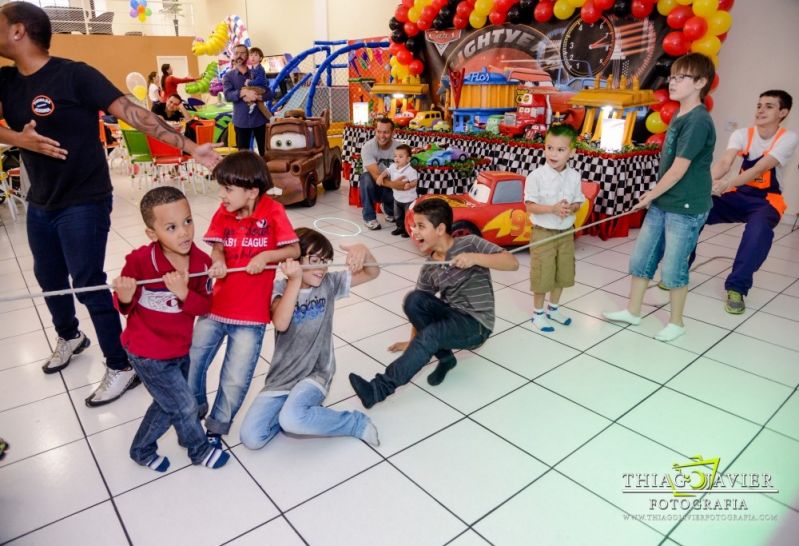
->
xmin=361 ymin=137 xmax=400 ymax=174
xmin=262 ymin=271 xmax=351 ymax=395
xmin=416 ymin=235 xmax=504 ymax=331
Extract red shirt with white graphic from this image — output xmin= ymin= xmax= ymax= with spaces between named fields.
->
xmin=115 ymin=242 xmax=213 ymax=360
xmin=204 ymin=196 xmax=298 ymax=324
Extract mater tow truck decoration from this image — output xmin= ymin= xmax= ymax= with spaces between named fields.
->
xmin=264 ymin=109 xmax=342 ymax=207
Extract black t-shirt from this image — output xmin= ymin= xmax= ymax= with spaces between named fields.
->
xmin=152 ymin=102 xmax=184 ymax=122
xmin=0 ymin=57 xmax=123 ymax=210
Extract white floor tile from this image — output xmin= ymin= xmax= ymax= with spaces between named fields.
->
xmin=703 ymin=333 xmax=799 ymax=388
xmin=760 ymin=293 xmax=799 ymax=323
xmin=332 ymin=300 xmax=407 ymax=342
xmin=0 ymin=360 xmax=66 ymax=412
xmin=5 ymin=501 xmax=128 ymax=546
xmin=521 ymin=310 xmax=624 ymax=352
xmin=115 ymin=458 xmax=279 ymax=546
xmin=768 ymin=391 xmax=799 ymax=441
xmin=574 ymin=261 xmax=628 ymax=288
xmin=286 ymin=462 xmax=465 ymax=546
xmin=473 ymin=326 xmax=580 ymax=380
xmin=350 ymin=270 xmax=415 ymax=300
xmin=0 ymin=441 xmax=109 ymax=543
xmin=691 ymin=275 xmax=778 ymax=311
xmin=226 ymin=517 xmax=306 ymax=546
xmin=0 ymin=393 xmax=83 ymax=468
xmin=0 ymin=330 xmax=52 ymax=371
xmin=581 ymin=249 xmax=633 ymax=273
xmin=0 ymin=306 xmax=45 ymax=340
xmin=391 ymin=420 xmax=546 ymax=523
xmin=472 ymin=383 xmax=611 ymax=466
xmin=446 ymin=530 xmax=492 ymax=546
xmin=69 ymin=380 xmax=151 ymax=436
xmin=627 ymin=310 xmax=729 ymax=355
xmin=350 ymin=324 xmax=414 ymax=366
xmin=736 ymin=312 xmax=799 ymax=353
xmin=565 ymin=289 xmax=658 ymax=323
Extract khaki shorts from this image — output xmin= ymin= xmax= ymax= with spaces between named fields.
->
xmin=530 ymin=226 xmax=576 ymax=294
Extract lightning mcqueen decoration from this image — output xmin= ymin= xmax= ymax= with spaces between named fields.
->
xmin=405 ymin=171 xmax=599 ymax=247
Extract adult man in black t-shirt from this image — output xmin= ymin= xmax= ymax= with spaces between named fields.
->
xmin=152 ymin=93 xmax=198 ymax=141
xmin=0 ymin=2 xmax=220 ymax=407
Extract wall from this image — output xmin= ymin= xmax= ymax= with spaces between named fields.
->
xmin=709 ymin=0 xmax=799 ymax=220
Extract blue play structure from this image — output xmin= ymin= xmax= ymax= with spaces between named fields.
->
xmin=265 ymin=39 xmax=389 ymax=119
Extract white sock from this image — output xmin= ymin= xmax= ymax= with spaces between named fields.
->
xmin=602 ymin=309 xmax=641 ymax=325
xmin=361 ymin=420 xmax=380 ymax=447
xmin=547 ymin=304 xmax=572 ymax=325
xmin=655 ymin=323 xmax=685 ymax=342
xmin=531 ymin=310 xmax=555 ymax=333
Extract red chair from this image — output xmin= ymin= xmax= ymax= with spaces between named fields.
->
xmin=145 ymin=135 xmax=200 ymax=194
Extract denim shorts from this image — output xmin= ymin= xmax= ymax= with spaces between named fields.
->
xmin=629 ymin=205 xmax=709 ymax=289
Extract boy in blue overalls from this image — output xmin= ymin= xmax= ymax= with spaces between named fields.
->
xmin=701 ymin=90 xmax=797 ymax=314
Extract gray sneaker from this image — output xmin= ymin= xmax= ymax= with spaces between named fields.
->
xmin=725 ymin=290 xmax=745 ymax=314
xmin=85 ymin=367 xmax=140 ymax=407
xmin=385 ymin=215 xmax=395 ymax=223
xmin=364 ymin=219 xmax=381 ymax=230
xmin=42 ymin=332 xmax=91 ymax=374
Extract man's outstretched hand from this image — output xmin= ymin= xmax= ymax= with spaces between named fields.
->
xmin=20 ymin=120 xmax=67 ymax=160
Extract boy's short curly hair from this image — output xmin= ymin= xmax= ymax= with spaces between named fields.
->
xmin=140 ymin=186 xmax=187 ymax=228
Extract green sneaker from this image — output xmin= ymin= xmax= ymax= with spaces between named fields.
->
xmin=725 ymin=290 xmax=745 ymax=314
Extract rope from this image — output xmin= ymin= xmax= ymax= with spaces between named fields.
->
xmin=0 ymin=208 xmax=641 ymax=303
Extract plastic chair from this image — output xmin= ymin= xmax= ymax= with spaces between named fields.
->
xmin=145 ymin=135 xmax=201 ymax=194
xmin=99 ymin=119 xmax=126 ymax=172
xmin=120 ymin=129 xmax=155 ymax=190
xmin=0 ymin=157 xmax=26 ymax=221
xmin=191 ymin=120 xmax=215 ymax=192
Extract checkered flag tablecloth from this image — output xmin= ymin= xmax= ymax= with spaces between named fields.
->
xmin=343 ymin=125 xmax=660 ymax=214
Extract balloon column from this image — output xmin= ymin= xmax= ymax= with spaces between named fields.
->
xmin=192 ymin=22 xmax=229 ymax=57
xmin=190 ymin=16 xmax=251 ymax=96
xmin=185 ymin=62 xmax=220 ymax=95
xmin=129 ymin=0 xmax=151 ymax=23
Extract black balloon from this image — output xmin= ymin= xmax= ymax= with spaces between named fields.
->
xmin=439 ymin=6 xmax=453 ymax=20
xmin=519 ymin=0 xmax=537 ymax=11
xmin=405 ymin=36 xmax=424 ymax=51
xmin=507 ymin=5 xmax=522 ymax=23
xmin=388 ymin=17 xmax=402 ymax=31
xmin=391 ymin=28 xmax=408 ymax=43
xmin=432 ymin=16 xmax=447 ymax=30
xmin=652 ymin=56 xmax=675 ymax=78
xmin=612 ymin=0 xmax=631 ymax=16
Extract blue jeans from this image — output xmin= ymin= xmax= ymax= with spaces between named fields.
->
xmin=239 ymin=379 xmax=370 ymax=450
xmin=358 ymin=172 xmax=394 ymax=222
xmin=128 ymin=352 xmax=212 ymax=465
xmin=629 ymin=205 xmax=709 ymax=289
xmin=369 ymin=290 xmax=491 ymax=402
xmin=26 ymin=197 xmax=128 ymax=370
xmin=188 ymin=317 xmax=266 ymax=435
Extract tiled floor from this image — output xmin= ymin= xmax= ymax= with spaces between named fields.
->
xmin=1 ymin=174 xmax=798 ymax=546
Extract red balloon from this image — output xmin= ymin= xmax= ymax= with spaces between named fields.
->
xmin=704 ymin=95 xmax=714 ymax=111
xmin=402 ymin=0 xmax=415 ymax=8
xmin=581 ymin=0 xmax=601 ymax=24
xmin=651 ymin=88 xmax=670 ymax=111
xmin=683 ymin=16 xmax=708 ymax=41
xmin=409 ymin=59 xmax=425 ymax=76
xmin=395 ymin=5 xmax=409 ymax=22
xmin=710 ymin=73 xmax=719 ymax=90
xmin=631 ymin=0 xmax=653 ymax=19
xmin=660 ymin=100 xmax=680 ymax=124
xmin=404 ymin=22 xmax=419 ymax=37
xmin=388 ymin=41 xmax=401 ymax=55
xmin=717 ymin=31 xmax=728 ymax=42
xmin=433 ymin=0 xmax=449 ymax=8
xmin=456 ymin=1 xmax=472 ymax=17
xmin=397 ymin=49 xmax=413 ymax=65
xmin=666 ymin=5 xmax=693 ymax=29
xmin=718 ymin=0 xmax=734 ymax=10
xmin=453 ymin=14 xmax=469 ymax=28
xmin=489 ymin=10 xmax=507 ymax=24
xmin=534 ymin=1 xmax=554 ymax=22
xmin=417 ymin=17 xmax=433 ymax=30
xmin=421 ymin=5 xmax=438 ymax=20
xmin=662 ymin=31 xmax=690 ymax=56
xmin=495 ymin=0 xmax=515 ymax=11
xmin=646 ymin=133 xmax=666 ymax=147
xmin=595 ymin=0 xmax=614 ymax=10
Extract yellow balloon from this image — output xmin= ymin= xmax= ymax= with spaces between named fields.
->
xmin=407 ymin=6 xmax=422 ymax=22
xmin=646 ymin=111 xmax=668 ymax=134
xmin=396 ymin=64 xmax=409 ymax=79
xmin=389 ymin=56 xmax=398 ymax=66
xmin=675 ymin=0 xmax=692 ymax=5
xmin=691 ymin=34 xmax=721 ymax=56
xmin=709 ymin=53 xmax=719 ymax=67
xmin=657 ymin=0 xmax=678 ymax=16
xmin=132 ymin=85 xmax=146 ymax=101
xmin=706 ymin=10 xmax=732 ymax=35
xmin=692 ymin=0 xmax=718 ymax=17
xmin=553 ymin=0 xmax=576 ymax=19
xmin=469 ymin=12 xmax=487 ymax=28
xmin=474 ymin=0 xmax=494 ymax=16
xmin=569 ymin=0 xmax=587 ymax=6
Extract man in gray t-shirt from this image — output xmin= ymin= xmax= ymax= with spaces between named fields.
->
xmin=360 ymin=118 xmax=400 ymax=230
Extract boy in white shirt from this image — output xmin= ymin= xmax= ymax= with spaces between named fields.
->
xmin=524 ymin=124 xmax=586 ymax=332
xmin=376 ymin=144 xmax=418 ymax=237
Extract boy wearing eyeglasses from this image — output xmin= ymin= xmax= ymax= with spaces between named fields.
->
xmin=239 ymin=228 xmax=382 ymax=449
xmin=604 ymin=53 xmax=716 ymax=343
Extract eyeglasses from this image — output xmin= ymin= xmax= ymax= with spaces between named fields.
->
xmin=668 ymin=74 xmax=696 ymax=83
xmin=303 ymin=254 xmax=330 ymax=266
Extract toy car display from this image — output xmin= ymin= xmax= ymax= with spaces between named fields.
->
xmin=404 ymin=170 xmax=599 ymax=247
xmin=264 ymin=109 xmax=342 ymax=207
xmin=426 ymin=147 xmax=469 ymax=166
xmin=393 ymin=110 xmax=415 ymax=127
xmin=408 ymin=110 xmax=442 ymax=129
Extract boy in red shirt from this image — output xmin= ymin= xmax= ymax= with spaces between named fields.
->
xmin=113 ymin=186 xmax=228 ymax=472
xmin=188 ymin=151 xmax=300 ymax=447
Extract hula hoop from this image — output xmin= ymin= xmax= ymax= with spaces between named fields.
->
xmin=313 ymin=217 xmax=363 ymax=238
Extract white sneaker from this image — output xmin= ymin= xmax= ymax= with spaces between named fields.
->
xmin=385 ymin=215 xmax=395 ymax=223
xmin=85 ymin=367 xmax=140 ymax=407
xmin=42 ymin=332 xmax=90 ymax=374
xmin=364 ymin=219 xmax=381 ymax=230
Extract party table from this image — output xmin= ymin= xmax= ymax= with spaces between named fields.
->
xmin=194 ymin=103 xmax=233 ymax=143
xmin=342 ymin=124 xmax=660 ymax=239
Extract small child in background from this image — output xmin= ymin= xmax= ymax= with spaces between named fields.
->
xmin=524 ymin=124 xmax=586 ymax=333
xmin=244 ymin=47 xmax=272 ymax=119
xmin=113 ymin=186 xmax=228 ymax=472
xmin=188 ymin=151 xmax=300 ymax=448
xmin=239 ymin=228 xmax=381 ymax=450
xmin=376 ymin=144 xmax=418 ymax=237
